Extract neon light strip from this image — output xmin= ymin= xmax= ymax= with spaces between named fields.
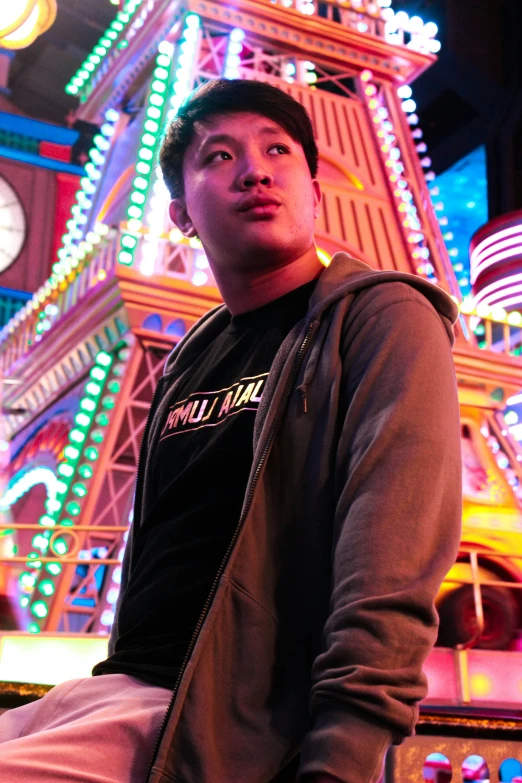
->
xmin=54 ymin=110 xmax=120 ymax=277
xmin=362 ymin=73 xmax=436 ymax=283
xmin=165 ymin=14 xmax=201 ymax=119
xmin=22 ymin=350 xmax=115 ymax=631
xmin=473 ymin=271 xmax=522 ymax=307
xmin=474 ymin=285 xmax=522 ymax=311
xmin=0 ymin=145 xmax=84 ymax=175
xmin=223 ymin=28 xmax=245 ymax=78
xmin=471 ymin=224 xmax=522 ymax=261
xmin=24 ymin=342 xmax=131 ymax=634
xmin=0 ymin=467 xmax=59 ymax=511
xmin=120 ymin=14 xmax=201 ymax=269
xmin=472 ymin=234 xmax=522 ymax=268
xmin=471 ymin=243 xmax=522 ymax=284
xmin=117 ymin=40 xmax=176 ymax=266
xmin=137 ymin=14 xmax=201 ymax=275
xmin=65 ymin=0 xmax=144 ymax=96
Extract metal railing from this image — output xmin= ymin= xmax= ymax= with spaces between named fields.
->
xmin=0 ymin=523 xmax=521 ymax=649
xmin=0 ymin=230 xmax=215 ymax=375
xmin=458 ymin=310 xmax=522 ymax=356
xmin=265 ymin=0 xmax=437 ymax=54
xmin=0 ymin=233 xmax=119 ymax=375
xmin=0 ymin=522 xmax=127 ymax=566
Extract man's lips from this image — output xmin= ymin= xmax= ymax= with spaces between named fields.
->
xmin=237 ymin=196 xmax=281 ymax=213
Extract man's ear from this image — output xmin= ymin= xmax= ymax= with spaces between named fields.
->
xmin=312 ymin=179 xmax=322 ymax=220
xmin=169 ymin=198 xmax=198 ymax=238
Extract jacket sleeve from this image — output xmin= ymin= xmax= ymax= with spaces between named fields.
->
xmin=298 ymin=290 xmax=462 ymax=783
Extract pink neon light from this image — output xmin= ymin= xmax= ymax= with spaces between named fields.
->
xmin=471 ymin=244 xmax=522 ymax=284
xmin=476 ymin=281 xmax=522 ymax=303
xmin=472 ymin=233 xmax=522 ymax=268
xmin=468 ymin=648 xmax=522 ymax=705
xmin=486 ymin=293 xmax=522 ymax=310
xmin=473 ymin=270 xmax=522 ymax=304
xmin=475 ymin=284 xmax=522 ymax=310
xmin=471 ymin=224 xmax=522 ymax=260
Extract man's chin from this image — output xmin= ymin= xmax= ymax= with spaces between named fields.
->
xmin=226 ymin=240 xmax=303 ymax=269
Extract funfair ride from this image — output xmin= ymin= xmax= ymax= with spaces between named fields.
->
xmin=1 ymin=0 xmax=522 ymax=777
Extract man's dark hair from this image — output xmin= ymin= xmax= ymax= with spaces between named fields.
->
xmin=159 ymin=78 xmax=319 ymax=198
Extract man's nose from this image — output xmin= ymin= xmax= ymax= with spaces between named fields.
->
xmin=237 ymin=156 xmax=274 ymax=189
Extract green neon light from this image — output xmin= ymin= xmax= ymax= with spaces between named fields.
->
xmin=27 ymin=342 xmax=130 ymax=631
xmin=23 ymin=114 xmax=118 ymax=351
xmin=31 ymin=601 xmax=48 ymax=618
xmin=20 ymin=573 xmax=37 ymax=589
xmin=39 ymin=580 xmax=55 ymax=597
xmin=52 ymin=539 xmax=68 ymax=557
xmin=65 ymin=0 xmax=144 ymax=97
xmin=118 ymin=36 xmax=182 ymax=266
xmin=0 ymin=467 xmax=59 ymax=512
xmin=133 ymin=14 xmax=201 ymax=275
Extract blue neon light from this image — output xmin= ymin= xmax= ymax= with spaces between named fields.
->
xmin=0 ymin=145 xmax=85 ymax=176
xmin=0 ymin=112 xmax=79 ymax=146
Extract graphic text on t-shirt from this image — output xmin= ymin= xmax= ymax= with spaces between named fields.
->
xmin=159 ymin=372 xmax=268 ymax=439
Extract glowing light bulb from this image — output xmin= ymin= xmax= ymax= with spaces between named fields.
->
xmin=397 ymin=85 xmax=412 ymax=99
xmin=424 ymin=21 xmax=438 ymax=37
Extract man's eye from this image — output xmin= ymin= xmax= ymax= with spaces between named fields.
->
xmin=268 ymin=144 xmax=290 ymax=155
xmin=207 ymin=151 xmax=232 ymax=163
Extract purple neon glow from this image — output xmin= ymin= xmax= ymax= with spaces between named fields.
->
xmin=471 ymin=225 xmax=522 ymax=282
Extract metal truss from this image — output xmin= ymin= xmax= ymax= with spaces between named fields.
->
xmin=193 ymin=28 xmax=229 ymax=82
xmin=45 ymin=339 xmax=168 ymax=634
xmin=192 ymin=21 xmax=361 ymax=97
xmin=158 ymin=242 xmax=198 ymax=278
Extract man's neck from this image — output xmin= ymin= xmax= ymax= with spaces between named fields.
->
xmin=210 ymin=245 xmax=324 ymax=316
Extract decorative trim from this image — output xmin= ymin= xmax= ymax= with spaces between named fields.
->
xmin=76 ymin=1 xmax=183 ymax=125
xmin=187 ymin=0 xmax=434 ymax=82
xmin=4 ymin=306 xmax=129 ymax=440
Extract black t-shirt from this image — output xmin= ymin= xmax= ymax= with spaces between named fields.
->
xmin=92 ymin=279 xmax=317 ymax=689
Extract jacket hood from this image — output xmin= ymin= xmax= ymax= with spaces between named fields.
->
xmin=165 ymin=252 xmax=459 ymax=374
xmin=310 ymin=252 xmax=459 ymax=347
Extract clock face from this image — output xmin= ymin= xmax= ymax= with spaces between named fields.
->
xmin=0 ymin=176 xmax=26 ymax=273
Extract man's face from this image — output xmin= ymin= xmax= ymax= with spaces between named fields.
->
xmin=169 ymin=111 xmax=321 ymax=274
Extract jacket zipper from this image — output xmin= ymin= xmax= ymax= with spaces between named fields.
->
xmin=144 ymin=320 xmax=316 ymax=782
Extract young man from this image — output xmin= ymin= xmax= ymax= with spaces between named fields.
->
xmin=0 ymin=79 xmax=462 ymax=783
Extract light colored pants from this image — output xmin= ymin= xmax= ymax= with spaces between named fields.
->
xmin=0 ymin=673 xmax=172 ymax=782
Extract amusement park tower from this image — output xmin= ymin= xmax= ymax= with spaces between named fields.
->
xmin=2 ymin=0 xmax=522 ymax=737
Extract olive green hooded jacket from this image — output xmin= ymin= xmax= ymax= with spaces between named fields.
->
xmin=109 ymin=252 xmax=462 ymax=783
